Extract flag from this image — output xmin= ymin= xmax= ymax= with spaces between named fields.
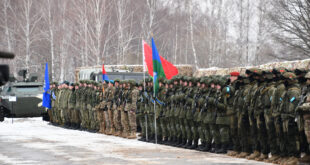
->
xmin=42 ymin=63 xmax=51 ymax=109
xmin=152 ymin=38 xmax=166 ymax=96
xmin=143 ymin=40 xmax=178 ymax=80
xmin=102 ymin=64 xmax=109 ymax=81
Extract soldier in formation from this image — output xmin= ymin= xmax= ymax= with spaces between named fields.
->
xmin=137 ymin=69 xmax=310 ymax=165
xmin=48 ymin=68 xmax=310 ymax=164
xmin=49 ymin=79 xmax=139 ymax=139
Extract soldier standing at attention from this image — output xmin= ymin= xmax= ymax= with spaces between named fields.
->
xmin=74 ymin=83 xmax=81 ymax=129
xmin=213 ymin=77 xmax=229 ymax=153
xmin=121 ymin=81 xmax=130 ymax=138
xmin=279 ymin=72 xmax=301 ymax=164
xmin=252 ymin=70 xmax=269 ymax=161
xmin=188 ymin=78 xmax=201 ymax=149
xmin=204 ymin=77 xmax=218 ymax=152
xmin=136 ymin=82 xmax=145 ymax=140
xmin=113 ymin=79 xmax=122 ymax=136
xmin=296 ymin=71 xmax=310 ymax=164
xmin=220 ymin=72 xmax=238 ymax=154
xmin=166 ymin=78 xmax=177 ymax=144
xmin=127 ymin=80 xmax=139 ymax=139
xmin=106 ymin=80 xmax=115 ymax=135
xmin=269 ymin=68 xmax=287 ymax=164
xmin=68 ymin=83 xmax=76 ymax=128
xmin=155 ymin=78 xmax=165 ymax=142
xmin=197 ymin=78 xmax=211 ymax=151
xmin=161 ymin=80 xmax=170 ymax=144
xmin=245 ymin=69 xmax=260 ymax=160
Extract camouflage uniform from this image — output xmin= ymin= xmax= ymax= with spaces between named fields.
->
xmin=197 ymin=78 xmax=211 ymax=151
xmin=121 ymin=83 xmax=130 ymax=138
xmin=113 ymin=80 xmax=122 ymax=136
xmin=107 ymin=83 xmax=115 ymax=134
xmin=127 ymin=81 xmax=139 ymax=139
xmin=280 ymin=72 xmax=301 ymax=163
xmin=296 ymin=71 xmax=310 ymax=164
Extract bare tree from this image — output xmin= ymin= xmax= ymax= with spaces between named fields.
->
xmin=271 ymin=0 xmax=310 ymax=55
xmin=189 ymin=0 xmax=198 ymax=70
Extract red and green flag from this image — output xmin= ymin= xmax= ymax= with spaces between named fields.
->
xmin=151 ymin=38 xmax=166 ymax=96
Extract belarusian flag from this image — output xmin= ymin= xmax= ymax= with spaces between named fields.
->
xmin=151 ymin=38 xmax=166 ymax=96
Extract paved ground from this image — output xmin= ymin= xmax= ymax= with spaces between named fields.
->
xmin=0 ymin=118 xmax=272 ymax=165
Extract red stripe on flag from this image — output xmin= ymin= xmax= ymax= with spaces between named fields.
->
xmin=143 ymin=41 xmax=178 ymax=80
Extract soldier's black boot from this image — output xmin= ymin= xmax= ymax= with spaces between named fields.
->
xmin=201 ymin=142 xmax=212 ymax=152
xmin=198 ymin=141 xmax=206 ymax=150
xmin=162 ymin=137 xmax=169 ymax=144
xmin=172 ymin=137 xmax=179 ymax=146
xmin=177 ymin=138 xmax=186 ymax=147
xmin=216 ymin=143 xmax=228 ymax=154
xmin=189 ymin=139 xmax=198 ymax=149
xmin=138 ymin=136 xmax=146 ymax=142
xmin=173 ymin=137 xmax=181 ymax=146
xmin=184 ymin=140 xmax=192 ymax=148
xmin=149 ymin=135 xmax=155 ymax=143
xmin=157 ymin=135 xmax=163 ymax=144
xmin=213 ymin=144 xmax=222 ymax=153
xmin=211 ymin=144 xmax=220 ymax=153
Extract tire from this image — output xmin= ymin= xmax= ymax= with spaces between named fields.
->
xmin=0 ymin=109 xmax=4 ymax=122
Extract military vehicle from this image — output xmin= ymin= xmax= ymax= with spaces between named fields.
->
xmin=0 ymin=51 xmax=14 ymax=121
xmin=0 ymin=69 xmax=45 ymax=121
xmin=75 ymin=65 xmax=193 ymax=82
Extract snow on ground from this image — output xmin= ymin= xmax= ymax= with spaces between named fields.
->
xmin=0 ymin=117 xmax=271 ymax=165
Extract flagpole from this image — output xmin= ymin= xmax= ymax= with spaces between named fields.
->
xmin=142 ymin=40 xmax=148 ymax=141
xmin=153 ymin=77 xmax=157 ymax=144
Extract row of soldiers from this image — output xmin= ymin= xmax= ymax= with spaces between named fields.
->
xmin=48 ymin=79 xmax=139 ymax=139
xmin=136 ymin=68 xmax=310 ymax=165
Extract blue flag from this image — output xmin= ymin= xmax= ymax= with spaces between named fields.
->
xmin=42 ymin=63 xmax=51 ymax=109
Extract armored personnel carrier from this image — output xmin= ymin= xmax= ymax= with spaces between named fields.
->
xmin=0 ymin=70 xmax=45 ymax=121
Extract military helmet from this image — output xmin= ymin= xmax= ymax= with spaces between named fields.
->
xmin=114 ymin=79 xmax=120 ymax=83
xmin=262 ymin=70 xmax=274 ymax=80
xmin=295 ymin=68 xmax=307 ymax=75
xmin=305 ymin=72 xmax=310 ymax=79
xmin=109 ymin=80 xmax=115 ymax=84
xmin=283 ymin=72 xmax=297 ymax=80
xmin=272 ymin=67 xmax=287 ymax=74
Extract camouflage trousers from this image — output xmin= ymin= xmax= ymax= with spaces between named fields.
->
xmin=89 ymin=108 xmax=96 ymax=131
xmin=72 ymin=109 xmax=81 ymax=128
xmin=185 ymin=119 xmax=196 ymax=141
xmin=80 ymin=105 xmax=89 ymax=129
xmin=104 ymin=110 xmax=110 ymax=132
xmin=138 ymin=114 xmax=146 ymax=137
xmin=282 ymin=117 xmax=300 ymax=157
xmin=121 ymin=110 xmax=129 ymax=136
xmin=249 ymin=114 xmax=259 ymax=152
xmin=237 ymin=113 xmax=251 ymax=153
xmin=160 ymin=117 xmax=168 ymax=139
xmin=128 ymin=107 xmax=136 ymax=133
xmin=169 ymin=117 xmax=177 ymax=140
xmin=264 ymin=114 xmax=278 ymax=155
xmin=48 ymin=109 xmax=53 ymax=122
xmin=304 ymin=114 xmax=310 ymax=151
xmin=98 ymin=110 xmax=106 ymax=133
xmin=210 ymin=124 xmax=220 ymax=145
xmin=147 ymin=113 xmax=155 ymax=137
xmin=113 ymin=105 xmax=122 ymax=133
xmin=60 ymin=108 xmax=65 ymax=125
xmin=108 ymin=108 xmax=115 ymax=133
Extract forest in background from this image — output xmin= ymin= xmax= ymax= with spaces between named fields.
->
xmin=0 ymin=0 xmax=309 ymax=82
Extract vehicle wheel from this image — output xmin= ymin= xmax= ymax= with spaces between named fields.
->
xmin=0 ymin=109 xmax=4 ymax=122
xmin=42 ymin=112 xmax=49 ymax=121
